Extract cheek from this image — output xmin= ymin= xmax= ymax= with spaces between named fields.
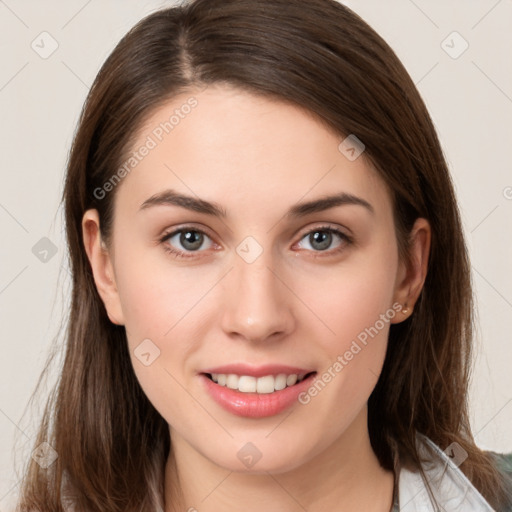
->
xmin=113 ymin=244 xmax=220 ymax=402
xmin=301 ymin=244 xmax=398 ymax=350
xmin=113 ymin=239 xmax=209 ymax=339
xmin=295 ymin=259 xmax=397 ymax=426
xmin=113 ymin=249 xmax=209 ymax=422
xmin=296 ymin=244 xmax=399 ymax=412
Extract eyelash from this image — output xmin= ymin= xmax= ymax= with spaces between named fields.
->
xmin=159 ymin=224 xmax=352 ymax=260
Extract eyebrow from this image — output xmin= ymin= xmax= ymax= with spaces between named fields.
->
xmin=139 ymin=189 xmax=374 ymax=218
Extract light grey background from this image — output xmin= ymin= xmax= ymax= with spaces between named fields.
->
xmin=1 ymin=0 xmax=511 ymax=508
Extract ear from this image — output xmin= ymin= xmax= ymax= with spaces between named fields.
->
xmin=391 ymin=217 xmax=431 ymax=323
xmin=82 ymin=209 xmax=125 ymax=325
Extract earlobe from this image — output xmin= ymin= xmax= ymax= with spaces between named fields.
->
xmin=391 ymin=217 xmax=431 ymax=323
xmin=82 ymin=209 xmax=125 ymax=325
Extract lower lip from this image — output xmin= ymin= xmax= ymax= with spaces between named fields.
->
xmin=199 ymin=373 xmax=316 ymax=418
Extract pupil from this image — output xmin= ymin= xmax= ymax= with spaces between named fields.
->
xmin=311 ymin=231 xmax=331 ymax=251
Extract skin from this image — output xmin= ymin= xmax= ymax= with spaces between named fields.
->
xmin=82 ymin=84 xmax=430 ymax=511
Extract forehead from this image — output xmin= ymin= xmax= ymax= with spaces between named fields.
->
xmin=113 ymin=85 xmax=391 ymax=221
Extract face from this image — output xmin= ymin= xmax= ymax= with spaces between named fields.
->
xmin=83 ymin=84 xmax=428 ymax=474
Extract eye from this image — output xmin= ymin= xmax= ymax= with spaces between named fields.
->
xmin=295 ymin=225 xmax=352 ymax=256
xmin=160 ymin=226 xmax=215 ymax=259
xmin=159 ymin=224 xmax=352 ymax=260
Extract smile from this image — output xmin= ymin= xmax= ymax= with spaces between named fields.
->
xmin=199 ymin=366 xmax=318 ymax=418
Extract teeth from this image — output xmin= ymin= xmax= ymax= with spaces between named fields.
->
xmin=286 ymin=374 xmax=298 ymax=386
xmin=209 ymin=373 xmax=307 ymax=393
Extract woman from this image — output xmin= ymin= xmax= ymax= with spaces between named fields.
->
xmin=16 ymin=0 xmax=512 ymax=510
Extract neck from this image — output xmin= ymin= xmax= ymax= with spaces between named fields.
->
xmin=164 ymin=408 xmax=395 ymax=512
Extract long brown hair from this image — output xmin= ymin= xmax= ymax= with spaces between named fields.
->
xmin=16 ymin=0 xmax=512 ymax=510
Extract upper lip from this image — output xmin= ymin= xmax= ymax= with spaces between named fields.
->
xmin=200 ymin=364 xmax=316 ymax=378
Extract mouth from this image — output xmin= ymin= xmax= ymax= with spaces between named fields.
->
xmin=202 ymin=371 xmax=317 ymax=394
xmin=198 ymin=363 xmax=318 ymax=417
xmin=200 ymin=370 xmax=318 ymax=417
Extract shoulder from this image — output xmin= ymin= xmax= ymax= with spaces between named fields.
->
xmin=401 ymin=434 xmax=510 ymax=511
xmin=484 ymin=449 xmax=512 ymax=493
xmin=483 ymin=450 xmax=512 ymax=511
xmin=484 ymin=450 xmax=512 ymax=478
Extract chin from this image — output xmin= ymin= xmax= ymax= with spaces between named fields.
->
xmin=203 ymin=440 xmax=312 ymax=475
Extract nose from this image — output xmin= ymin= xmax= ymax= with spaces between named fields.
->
xmin=220 ymin=251 xmax=296 ymax=343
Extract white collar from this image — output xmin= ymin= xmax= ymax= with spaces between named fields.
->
xmin=398 ymin=433 xmax=494 ymax=511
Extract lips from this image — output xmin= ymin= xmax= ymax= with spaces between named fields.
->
xmin=200 ymin=363 xmax=315 ymax=378
xmin=199 ymin=363 xmax=317 ymax=417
